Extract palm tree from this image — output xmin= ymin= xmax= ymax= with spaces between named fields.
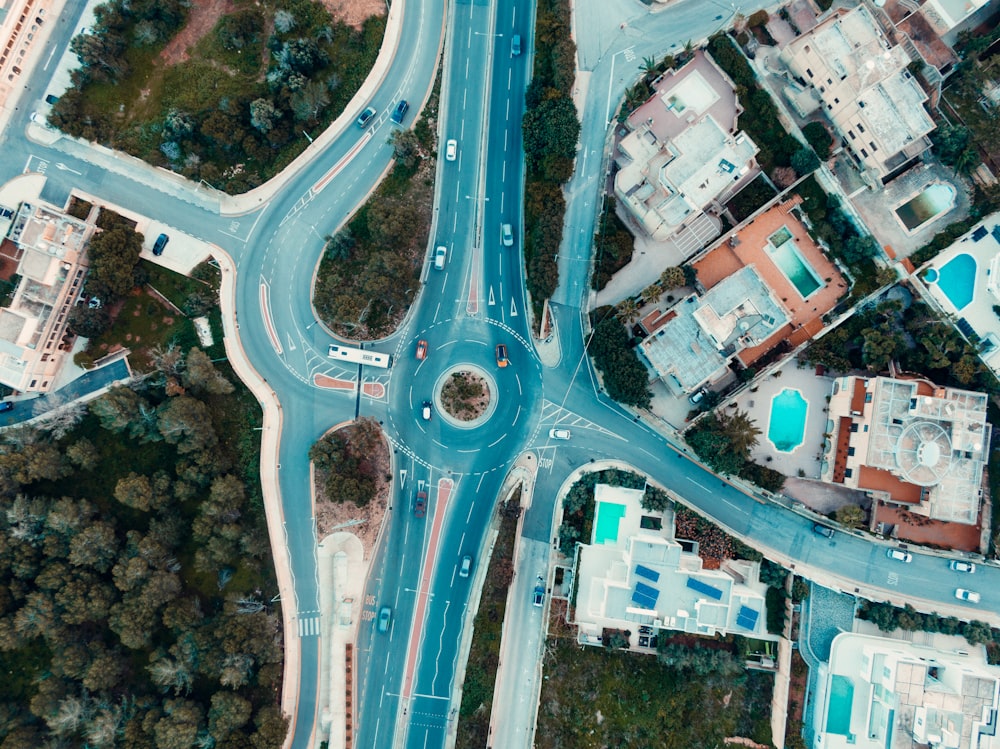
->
xmin=616 ymin=297 xmax=640 ymax=324
xmin=718 ymin=408 xmax=761 ymax=458
xmin=640 ymin=281 xmax=664 ymax=306
xmin=954 ymin=146 xmax=978 ymax=177
xmin=640 ymin=56 xmax=658 ymax=75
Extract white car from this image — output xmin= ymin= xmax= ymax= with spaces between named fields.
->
xmin=433 ymin=245 xmax=447 ymax=270
xmin=887 ymin=549 xmax=912 ymax=563
xmin=950 ymin=560 xmax=976 ymax=573
xmin=955 ymin=588 xmax=981 ymax=603
xmin=445 ymin=139 xmax=457 ymax=161
xmin=549 ymin=428 xmax=571 ymax=440
xmin=501 ymin=223 xmax=514 ymax=247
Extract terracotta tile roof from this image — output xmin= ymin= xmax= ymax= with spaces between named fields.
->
xmin=832 ymin=416 xmax=853 ymax=483
xmin=850 ymin=378 xmax=868 ymax=414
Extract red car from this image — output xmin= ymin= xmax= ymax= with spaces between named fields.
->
xmin=414 ymin=490 xmax=427 ymax=518
xmin=416 ymin=340 xmax=428 ymax=360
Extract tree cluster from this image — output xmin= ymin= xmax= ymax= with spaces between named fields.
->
xmin=587 ymin=309 xmax=652 ymax=408
xmin=591 ymin=198 xmax=636 ymax=291
xmin=521 ymin=0 xmax=578 ymax=316
xmin=310 ymin=417 xmax=384 ymax=507
xmin=52 ymin=1 xmax=386 ymax=194
xmin=858 ymin=600 xmax=1000 ymax=661
xmin=0 ymin=349 xmax=286 ymax=748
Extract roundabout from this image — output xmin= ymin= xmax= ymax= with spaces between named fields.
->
xmin=435 ymin=364 xmax=497 ymax=428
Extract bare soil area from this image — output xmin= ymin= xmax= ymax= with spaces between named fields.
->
xmin=313 ymin=421 xmax=391 ymax=558
xmin=160 ymin=0 xmax=238 ymax=66
xmin=320 ymin=0 xmax=386 ymax=28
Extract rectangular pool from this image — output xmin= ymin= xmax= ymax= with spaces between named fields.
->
xmin=593 ymin=501 xmax=627 ymax=545
xmin=768 ymin=233 xmax=822 ymax=298
xmin=826 ymin=674 xmax=855 ymax=736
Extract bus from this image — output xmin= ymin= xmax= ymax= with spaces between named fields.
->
xmin=327 ymin=343 xmax=392 ymax=369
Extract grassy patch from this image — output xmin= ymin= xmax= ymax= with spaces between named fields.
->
xmin=455 ymin=497 xmax=522 ymax=747
xmin=141 ymin=259 xmax=217 ymax=311
xmin=727 ymin=174 xmax=778 ymax=222
xmin=537 ymin=637 xmax=774 ymax=748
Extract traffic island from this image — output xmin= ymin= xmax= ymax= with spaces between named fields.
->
xmin=436 ymin=364 xmax=497 ymax=428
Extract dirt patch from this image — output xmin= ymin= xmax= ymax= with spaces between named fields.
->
xmin=160 ymin=0 xmax=238 ymax=66
xmin=440 ymin=370 xmax=490 ymax=421
xmin=313 ymin=419 xmax=391 ymax=559
xmin=318 ymin=0 xmax=386 ymax=28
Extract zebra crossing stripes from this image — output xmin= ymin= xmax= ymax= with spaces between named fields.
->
xmin=298 ymin=615 xmax=321 ymax=637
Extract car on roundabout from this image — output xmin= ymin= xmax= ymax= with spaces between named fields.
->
xmin=549 ymin=428 xmax=571 ymax=440
xmin=495 ymin=344 xmax=508 ymax=368
xmin=415 ymin=340 xmax=428 ymax=360
xmin=421 ymin=401 xmax=432 ymax=421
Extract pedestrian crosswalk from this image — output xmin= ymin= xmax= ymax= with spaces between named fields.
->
xmin=298 ymin=615 xmax=321 ymax=637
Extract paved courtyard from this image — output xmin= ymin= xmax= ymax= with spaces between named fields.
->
xmin=729 ymin=358 xmax=834 ymax=479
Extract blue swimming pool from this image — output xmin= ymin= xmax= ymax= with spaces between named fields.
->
xmin=767 ymin=230 xmax=822 ymax=298
xmin=934 ymin=253 xmax=976 ymax=311
xmin=768 ymin=388 xmax=808 ymax=453
xmin=895 ymin=183 xmax=956 ymax=232
xmin=826 ymin=675 xmax=855 ymax=735
xmin=593 ymin=501 xmax=626 ymax=545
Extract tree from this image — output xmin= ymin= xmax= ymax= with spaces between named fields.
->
xmin=615 ymin=297 xmax=639 ymax=324
xmin=208 ymin=692 xmax=253 ymax=740
xmin=747 ymin=9 xmax=769 ymax=27
xmin=156 ymin=396 xmax=218 ymax=454
xmin=641 ymin=485 xmax=671 ymax=512
xmin=587 ymin=313 xmax=652 ymax=408
xmin=154 ymin=699 xmax=203 ymax=749
xmin=522 ymin=95 xmax=581 ymax=181
xmin=659 ymin=266 xmax=686 ymax=289
xmin=862 ymin=328 xmax=904 ymax=372
xmin=835 ymin=503 xmax=865 ymax=528
xmin=249 ymin=99 xmax=280 ymax=134
xmin=86 ymin=225 xmax=144 ymax=300
xmin=67 ymin=305 xmax=111 ymax=339
xmin=389 ymin=128 xmax=423 ymax=170
xmin=182 ymin=348 xmax=233 ymax=395
xmin=115 ymin=472 xmax=154 ymax=512
xmin=68 ymin=522 xmax=118 ymax=573
xmin=717 ymin=408 xmax=761 ymax=459
xmin=842 ymin=234 xmax=880 ymax=264
xmin=290 ymin=80 xmax=330 ymax=122
xmin=802 ymin=122 xmax=833 ymax=159
xmin=791 ymin=148 xmax=820 ymax=175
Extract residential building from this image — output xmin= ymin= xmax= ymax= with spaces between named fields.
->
xmin=779 ymin=4 xmax=936 ymax=184
xmin=573 ymin=484 xmax=771 ymax=645
xmin=822 ymin=375 xmax=991 ymax=525
xmin=639 ymin=199 xmax=846 ymax=395
xmin=614 ymin=50 xmax=759 ymax=243
xmin=0 ymin=200 xmax=91 ymax=392
xmin=0 ymin=0 xmax=54 ymax=111
xmin=816 ymin=631 xmax=1000 ymax=749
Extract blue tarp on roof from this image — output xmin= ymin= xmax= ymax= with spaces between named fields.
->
xmin=736 ymin=605 xmax=760 ymax=631
xmin=686 ymin=577 xmax=723 ymax=600
xmin=635 ymin=564 xmax=660 ymax=582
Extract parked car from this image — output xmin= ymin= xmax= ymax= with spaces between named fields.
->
xmin=688 ymin=389 xmax=707 ymax=405
xmin=887 ymin=549 xmax=912 ymax=563
xmin=950 ymin=560 xmax=976 ymax=573
xmin=501 ymin=223 xmax=513 ymax=247
xmin=0 ymin=401 xmax=13 ymax=413
xmin=356 ymin=106 xmax=377 ymax=128
xmin=415 ymin=340 xmax=428 ymax=360
xmin=391 ymin=99 xmax=409 ymax=124
xmin=459 ymin=555 xmax=472 ymax=578
xmin=152 ymin=233 xmax=169 ymax=256
xmin=377 ymin=606 xmax=392 ymax=633
xmin=532 ymin=577 xmax=545 ymax=607
xmin=414 ymin=490 xmax=427 ymax=518
xmin=45 ymin=94 xmax=59 ymax=106
xmin=445 ymin=139 xmax=457 ymax=161
xmin=812 ymin=523 xmax=835 ymax=539
xmin=512 ymin=34 xmax=521 ymax=56
xmin=955 ymin=588 xmax=981 ymax=603
xmin=421 ymin=401 xmax=432 ymax=421
xmin=433 ymin=245 xmax=447 ymax=270
xmin=549 ymin=428 xmax=571 ymax=440
xmin=495 ymin=344 xmax=508 ymax=368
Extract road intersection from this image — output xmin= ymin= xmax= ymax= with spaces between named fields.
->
xmin=2 ymin=0 xmax=997 ymax=747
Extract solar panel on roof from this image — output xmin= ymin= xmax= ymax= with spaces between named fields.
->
xmin=957 ymin=318 xmax=975 ymax=338
xmin=631 ymin=590 xmax=657 ymax=609
xmin=736 ymin=605 xmax=759 ymax=631
xmin=635 ymin=564 xmax=660 ymax=582
xmin=686 ymin=577 xmax=723 ymax=600
xmin=635 ymin=581 xmax=659 ymax=600
xmin=972 ymin=226 xmax=988 ymax=242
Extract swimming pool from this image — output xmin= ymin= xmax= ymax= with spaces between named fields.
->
xmin=933 ymin=253 xmax=976 ymax=311
xmin=767 ymin=230 xmax=822 ymax=298
xmin=895 ymin=183 xmax=956 ymax=232
xmin=826 ymin=674 xmax=855 ymax=736
xmin=593 ymin=501 xmax=627 ymax=545
xmin=768 ymin=388 xmax=808 ymax=452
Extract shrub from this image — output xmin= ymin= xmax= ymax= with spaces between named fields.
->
xmin=747 ymin=9 xmax=770 ymax=27
xmin=587 ymin=309 xmax=652 ymax=408
xmin=802 ymin=122 xmax=832 ymax=159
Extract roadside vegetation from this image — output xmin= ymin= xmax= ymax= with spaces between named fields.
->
xmin=536 ymin=634 xmax=774 ymax=748
xmin=312 ymin=73 xmax=441 ymax=339
xmin=310 ymin=417 xmax=385 ymax=507
xmin=859 ymin=600 xmax=1000 ymax=663
xmin=521 ymin=0 xmax=579 ymax=320
xmin=685 ymin=409 xmax=787 ymax=492
xmin=455 ymin=496 xmax=522 ymax=747
xmin=586 ymin=307 xmax=652 ymax=409
xmin=51 ymin=0 xmax=385 ymax=194
xmin=591 ymin=198 xmax=636 ymax=291
xmin=0 ymin=349 xmax=286 ymax=746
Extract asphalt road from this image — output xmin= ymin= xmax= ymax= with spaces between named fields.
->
xmin=3 ymin=1 xmax=998 ymax=748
